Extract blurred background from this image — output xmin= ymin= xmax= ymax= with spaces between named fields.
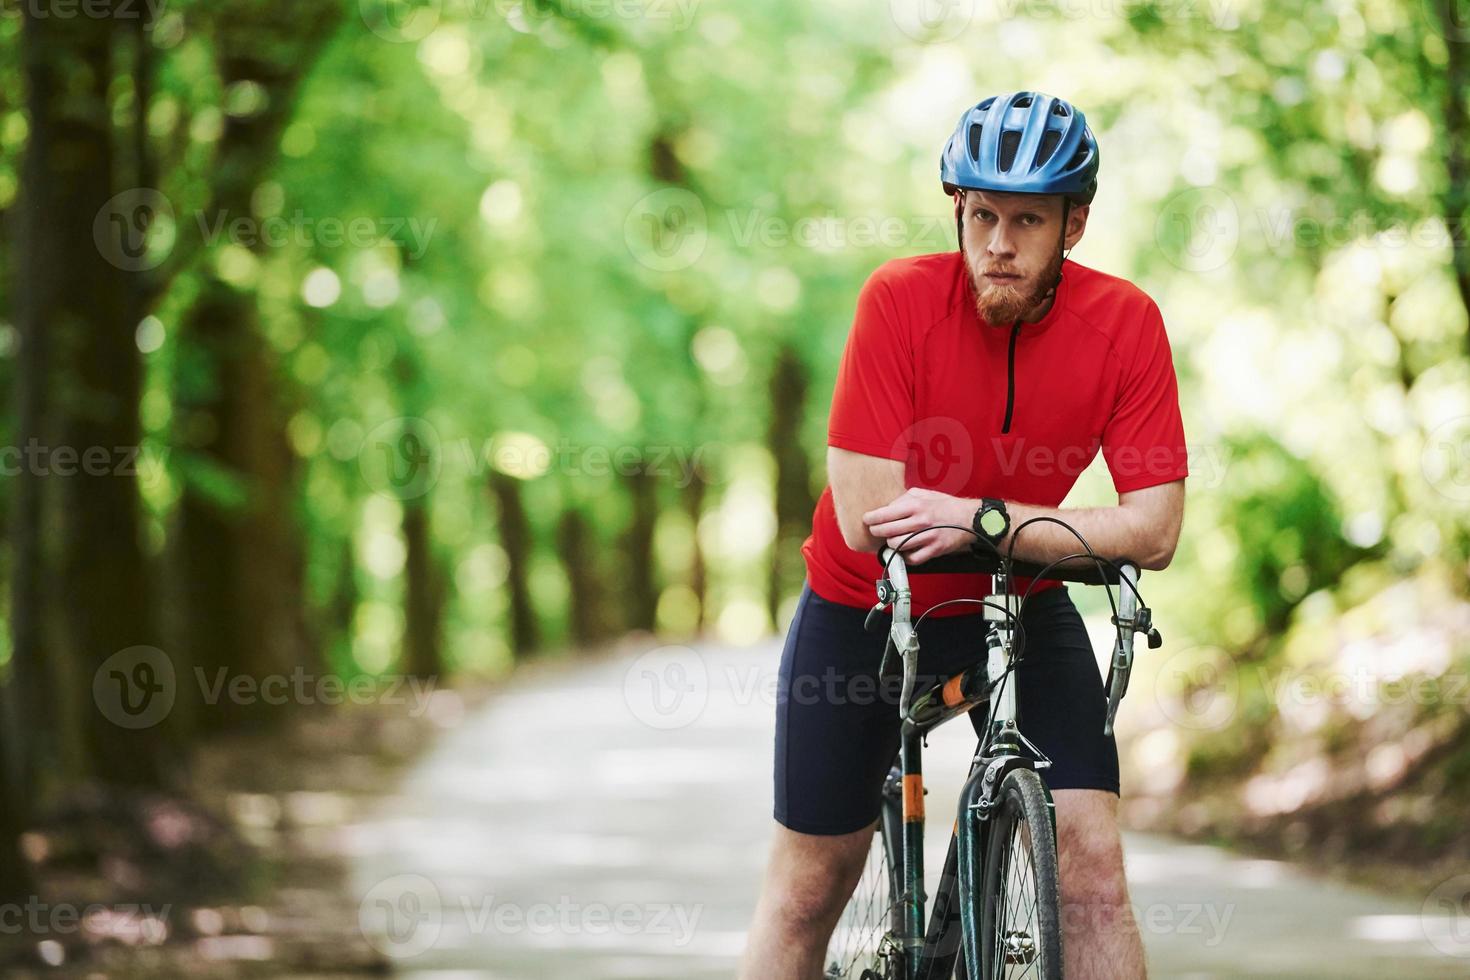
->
xmin=1 ymin=0 xmax=1469 ymax=976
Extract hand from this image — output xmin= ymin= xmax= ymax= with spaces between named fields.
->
xmin=862 ymin=488 xmax=979 ymax=564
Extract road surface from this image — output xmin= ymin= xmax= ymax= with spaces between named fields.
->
xmin=347 ymin=635 xmax=1469 ymax=978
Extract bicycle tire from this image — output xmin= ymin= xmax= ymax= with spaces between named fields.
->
xmin=974 ymin=769 xmax=1062 ymax=980
xmin=825 ymin=766 xmax=906 ymax=980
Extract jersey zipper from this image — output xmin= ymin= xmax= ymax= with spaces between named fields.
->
xmin=1002 ymin=319 xmax=1021 ymax=434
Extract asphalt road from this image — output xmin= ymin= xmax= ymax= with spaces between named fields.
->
xmin=348 ymin=635 xmax=1469 ymax=979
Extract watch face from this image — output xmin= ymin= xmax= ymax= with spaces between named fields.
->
xmin=980 ymin=507 xmax=1007 ymax=536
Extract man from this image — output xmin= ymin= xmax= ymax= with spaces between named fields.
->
xmin=740 ymin=91 xmax=1188 ymax=979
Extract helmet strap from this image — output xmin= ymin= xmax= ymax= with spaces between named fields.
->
xmin=1051 ymin=197 xmax=1073 ymax=292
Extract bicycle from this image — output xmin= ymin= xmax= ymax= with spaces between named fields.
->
xmin=823 ymin=519 xmax=1162 ymax=980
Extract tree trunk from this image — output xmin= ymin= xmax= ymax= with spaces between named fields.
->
xmin=172 ymin=4 xmax=340 ymax=731
xmin=488 ymin=470 xmax=538 ymax=659
xmin=767 ymin=344 xmax=815 ymax=623
xmin=1432 ymin=0 xmax=1470 ymax=356
xmin=401 ymin=500 xmax=442 ymax=679
xmin=176 ymin=287 xmax=311 ymax=732
xmin=19 ymin=1 xmax=166 ymax=790
xmin=620 ymin=464 xmax=660 ymax=632
xmin=557 ymin=507 xmax=610 ymax=647
xmin=682 ymin=473 xmax=708 ymax=631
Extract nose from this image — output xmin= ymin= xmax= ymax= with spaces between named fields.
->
xmin=985 ymin=219 xmax=1017 ymax=261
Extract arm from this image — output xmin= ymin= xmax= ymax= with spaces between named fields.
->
xmin=999 ymin=480 xmax=1185 ymax=570
xmin=828 ymin=446 xmax=906 ymax=552
xmin=861 ymin=479 xmax=1185 ymax=570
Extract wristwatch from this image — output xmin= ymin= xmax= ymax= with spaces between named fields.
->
xmin=972 ymin=497 xmax=1010 ymax=547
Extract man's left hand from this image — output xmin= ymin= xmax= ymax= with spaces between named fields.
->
xmin=862 ymin=488 xmax=982 ymax=564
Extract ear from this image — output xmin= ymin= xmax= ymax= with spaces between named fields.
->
xmin=1064 ymin=203 xmax=1090 ymax=250
xmin=953 ymin=190 xmax=964 ymax=220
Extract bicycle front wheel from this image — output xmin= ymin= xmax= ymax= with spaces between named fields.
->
xmin=974 ymin=768 xmax=1062 ymax=980
xmin=825 ymin=767 xmax=905 ymax=980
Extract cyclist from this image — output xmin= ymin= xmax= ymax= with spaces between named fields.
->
xmin=739 ymin=91 xmax=1187 ymax=980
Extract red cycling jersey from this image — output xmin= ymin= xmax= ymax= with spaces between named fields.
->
xmin=801 ymin=252 xmax=1189 ymax=617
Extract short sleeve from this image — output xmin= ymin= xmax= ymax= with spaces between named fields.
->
xmin=826 ymin=268 xmax=912 ymax=461
xmin=1101 ymin=300 xmax=1189 ymax=494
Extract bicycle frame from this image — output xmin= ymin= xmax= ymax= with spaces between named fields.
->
xmin=871 ymin=546 xmax=1142 ymax=980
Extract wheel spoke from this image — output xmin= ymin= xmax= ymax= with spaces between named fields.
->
xmin=826 ymin=823 xmax=898 ymax=979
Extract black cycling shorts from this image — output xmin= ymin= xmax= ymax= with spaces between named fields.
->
xmin=773 ymin=580 xmax=1119 ymax=836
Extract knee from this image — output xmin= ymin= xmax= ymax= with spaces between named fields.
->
xmin=760 ymin=833 xmax=872 ymax=934
xmin=766 ymin=878 xmax=849 ymax=935
xmin=1057 ymin=824 xmax=1129 ymax=908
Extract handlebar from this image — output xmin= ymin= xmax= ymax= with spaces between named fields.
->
xmin=872 ymin=543 xmax=1161 ymax=736
xmin=874 ymin=545 xmax=1129 ymax=585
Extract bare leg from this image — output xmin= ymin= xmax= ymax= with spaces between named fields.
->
xmin=1053 ymin=788 xmax=1147 ymax=979
xmin=738 ymin=821 xmax=876 ymax=980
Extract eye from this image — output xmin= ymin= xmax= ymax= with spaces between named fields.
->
xmin=970 ymin=208 xmax=996 ymax=222
xmin=1020 ymin=213 xmax=1042 ymax=226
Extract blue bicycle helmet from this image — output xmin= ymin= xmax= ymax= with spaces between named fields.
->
xmin=940 ymin=91 xmax=1099 ymax=205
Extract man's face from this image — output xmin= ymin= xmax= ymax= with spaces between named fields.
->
xmin=959 ymin=190 xmax=1088 ymax=324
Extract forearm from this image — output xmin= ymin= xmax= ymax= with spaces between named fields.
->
xmin=998 ymin=500 xmax=1173 ymax=571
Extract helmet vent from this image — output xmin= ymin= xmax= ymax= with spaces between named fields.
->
xmin=1066 ymin=144 xmax=1090 ymax=172
xmin=998 ymin=131 xmax=1021 ymax=172
xmin=1014 ymin=95 xmax=1033 ymax=108
xmin=1051 ymin=102 xmax=1069 ymax=116
xmin=968 ymin=123 xmax=984 ymax=161
xmin=1036 ymin=130 xmax=1061 ymax=166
